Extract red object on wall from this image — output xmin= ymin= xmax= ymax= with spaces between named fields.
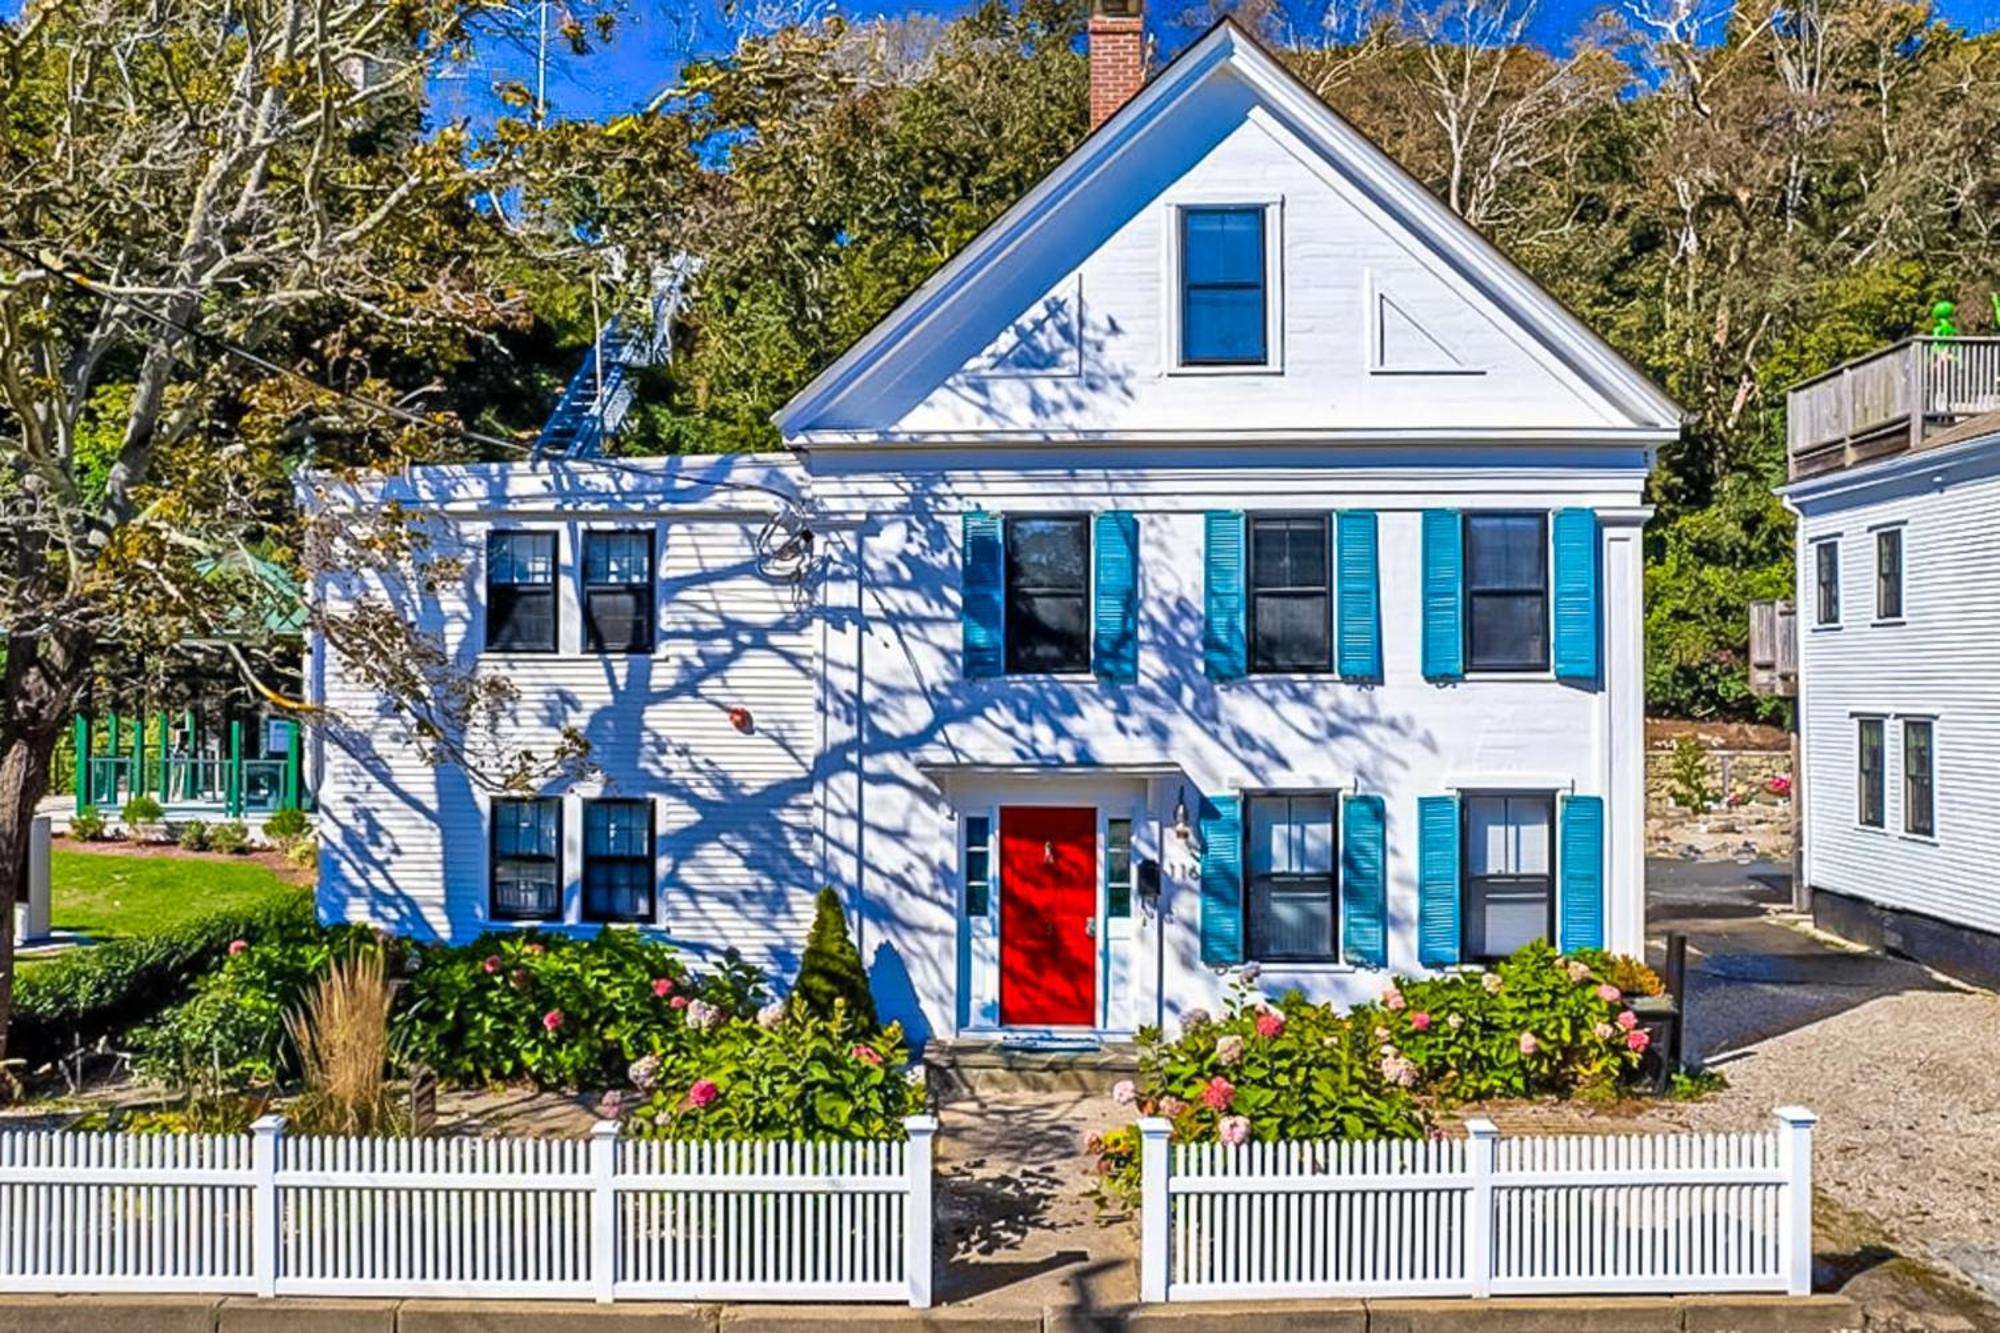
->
xmin=728 ymin=706 xmax=753 ymax=733
xmin=999 ymin=806 xmax=1097 ymax=1027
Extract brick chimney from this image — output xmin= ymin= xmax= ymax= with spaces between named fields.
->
xmin=1088 ymin=0 xmax=1146 ymax=132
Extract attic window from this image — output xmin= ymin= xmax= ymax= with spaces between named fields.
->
xmin=1179 ymin=207 xmax=1268 ymax=366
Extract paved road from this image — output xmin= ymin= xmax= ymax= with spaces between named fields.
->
xmin=1644 ymin=856 xmax=1954 ymax=1061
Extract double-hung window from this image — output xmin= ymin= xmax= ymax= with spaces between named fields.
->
xmin=1245 ymin=795 xmax=1336 ymax=962
xmin=486 ymin=531 xmax=557 ymax=653
xmin=1464 ymin=514 xmax=1549 ymax=672
xmin=1815 ymin=540 xmax=1841 ymax=626
xmin=1180 ymin=207 xmax=1267 ymax=366
xmin=1249 ymin=515 xmax=1330 ymax=672
xmin=584 ymin=531 xmax=654 ymax=653
xmin=1857 ymin=717 xmax=1885 ymax=828
xmin=1463 ymin=793 xmax=1555 ymax=961
xmin=491 ymin=798 xmax=561 ymax=921
xmin=1903 ymin=719 xmax=1934 ymax=838
xmin=1004 ymin=516 xmax=1091 ymax=674
xmin=583 ymin=799 xmax=653 ymax=922
xmin=1875 ymin=529 xmax=1903 ymax=621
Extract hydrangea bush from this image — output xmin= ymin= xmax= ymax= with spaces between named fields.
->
xmin=1090 ymin=941 xmax=1654 ymax=1203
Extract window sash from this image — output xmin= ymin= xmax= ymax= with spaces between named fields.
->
xmin=1249 ymin=517 xmax=1330 ymax=673
xmin=1903 ymin=720 xmax=1934 ymax=837
xmin=1106 ymin=817 xmax=1133 ymax=919
xmin=1461 ymin=793 xmax=1555 ymax=962
xmin=1004 ymin=517 xmax=1091 ymax=674
xmin=1245 ymin=795 xmax=1338 ymax=963
xmin=1857 ymin=719 xmax=1885 ymax=827
xmin=1180 ymin=208 xmax=1267 ymax=365
xmin=1463 ymin=515 xmax=1549 ymax=672
xmin=492 ymin=799 xmax=561 ymax=921
xmin=1876 ymin=530 xmax=1903 ymax=620
xmin=582 ymin=800 xmax=652 ymax=922
xmin=1817 ymin=541 xmax=1840 ymax=625
xmin=486 ymin=532 xmax=559 ymax=653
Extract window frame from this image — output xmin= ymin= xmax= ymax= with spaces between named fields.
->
xmin=1874 ymin=527 xmax=1904 ymax=623
xmin=490 ymin=797 xmax=563 ymax=922
xmin=581 ymin=798 xmax=656 ymax=924
xmin=484 ymin=530 xmax=559 ymax=655
xmin=582 ymin=529 xmax=656 ymax=655
xmin=1106 ymin=816 xmax=1134 ymax=920
xmin=1178 ymin=205 xmax=1269 ymax=368
xmin=1242 ymin=792 xmax=1341 ymax=965
xmin=1856 ymin=716 xmax=1886 ymax=829
xmin=1814 ymin=538 xmax=1841 ymax=627
xmin=1002 ymin=514 xmax=1093 ymax=676
xmin=1460 ymin=791 xmax=1558 ymax=965
xmin=1902 ymin=717 xmax=1935 ymax=839
xmin=1168 ymin=201 xmax=1282 ymax=373
xmin=1462 ymin=512 xmax=1551 ymax=674
xmin=1247 ymin=513 xmax=1332 ymax=675
xmin=963 ymin=813 xmax=995 ymax=919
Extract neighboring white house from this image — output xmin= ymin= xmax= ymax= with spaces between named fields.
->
xmin=1779 ymin=338 xmax=2000 ymax=988
xmin=309 ymin=12 xmax=1680 ymax=1045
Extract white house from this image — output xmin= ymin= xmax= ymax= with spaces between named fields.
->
xmin=1779 ymin=338 xmax=2000 ymax=987
xmin=309 ymin=11 xmax=1680 ymax=1046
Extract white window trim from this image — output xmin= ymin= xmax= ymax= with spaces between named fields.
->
xmin=1898 ymin=714 xmax=1937 ymax=843
xmin=1870 ymin=522 xmax=1906 ymax=626
xmin=1810 ymin=535 xmax=1842 ymax=630
xmin=1162 ymin=196 xmax=1285 ymax=375
xmin=1853 ymin=714 xmax=1888 ymax=832
xmin=1241 ymin=789 xmax=1343 ymax=967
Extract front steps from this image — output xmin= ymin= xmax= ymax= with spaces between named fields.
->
xmin=925 ymin=1037 xmax=1138 ymax=1099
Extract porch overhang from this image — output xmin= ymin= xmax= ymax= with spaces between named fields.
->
xmin=915 ymin=759 xmax=1188 ymax=787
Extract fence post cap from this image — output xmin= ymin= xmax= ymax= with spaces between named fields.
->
xmin=588 ymin=1118 xmax=622 ymax=1140
xmin=1773 ymin=1105 xmax=1819 ymax=1128
xmin=1136 ymin=1116 xmax=1172 ymax=1138
xmin=903 ymin=1114 xmax=940 ymax=1134
xmin=249 ymin=1114 xmax=286 ymax=1134
xmin=1463 ymin=1116 xmax=1500 ymax=1139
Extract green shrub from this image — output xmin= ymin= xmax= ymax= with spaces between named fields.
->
xmin=396 ymin=930 xmax=713 ymax=1089
xmin=176 ymin=820 xmax=211 ymax=852
xmin=262 ymin=808 xmax=310 ymax=852
xmin=134 ymin=924 xmax=384 ymax=1093
xmin=8 ymin=892 xmax=316 ymax=1069
xmin=1667 ymin=735 xmax=1715 ymax=814
xmin=69 ymin=807 xmax=105 ymax=842
xmin=209 ymin=821 xmax=251 ymax=855
xmin=794 ymin=888 xmax=875 ymax=1030
xmin=121 ymin=795 xmax=166 ymax=828
xmin=625 ymin=997 xmax=924 ymax=1141
xmin=285 ymin=835 xmax=318 ymax=871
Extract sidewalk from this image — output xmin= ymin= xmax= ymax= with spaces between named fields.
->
xmin=0 ymin=1293 xmax=1863 ymax=1333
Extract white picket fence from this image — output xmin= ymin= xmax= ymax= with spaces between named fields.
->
xmin=0 ymin=1114 xmax=936 ymax=1306
xmin=1139 ymin=1108 xmax=1817 ymax=1303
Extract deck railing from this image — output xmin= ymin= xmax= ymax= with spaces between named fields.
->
xmin=1788 ymin=337 xmax=2000 ymax=475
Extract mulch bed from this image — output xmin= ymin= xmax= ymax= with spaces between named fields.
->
xmin=53 ymin=835 xmax=311 ymax=886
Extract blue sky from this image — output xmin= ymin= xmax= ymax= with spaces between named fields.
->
xmin=430 ymin=0 xmax=2000 ymax=125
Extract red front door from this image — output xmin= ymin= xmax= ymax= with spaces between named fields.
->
xmin=999 ymin=806 xmax=1098 ymax=1027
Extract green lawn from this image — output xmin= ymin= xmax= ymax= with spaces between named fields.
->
xmin=50 ymin=849 xmax=305 ymax=941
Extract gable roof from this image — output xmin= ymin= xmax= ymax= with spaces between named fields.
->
xmin=773 ymin=18 xmax=1679 ymax=444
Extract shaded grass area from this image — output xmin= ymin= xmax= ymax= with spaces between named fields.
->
xmin=50 ymin=848 xmax=305 ymax=942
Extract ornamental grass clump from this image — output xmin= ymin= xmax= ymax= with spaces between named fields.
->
xmin=285 ymin=948 xmax=402 ymax=1136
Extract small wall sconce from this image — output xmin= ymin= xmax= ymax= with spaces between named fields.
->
xmin=1173 ymin=790 xmax=1195 ymax=846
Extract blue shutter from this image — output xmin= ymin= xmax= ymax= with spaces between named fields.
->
xmin=1093 ymin=511 xmax=1139 ymax=683
xmin=1340 ymin=793 xmax=1387 ymax=969
xmin=1199 ymin=794 xmax=1244 ymax=966
xmin=961 ymin=512 xmax=1004 ymax=679
xmin=1417 ymin=795 xmax=1461 ymax=967
xmin=1552 ymin=508 xmax=1600 ymax=680
xmin=1337 ymin=510 xmax=1381 ymax=679
xmin=1559 ymin=794 xmax=1605 ymax=952
xmin=1421 ymin=510 xmax=1464 ymax=679
xmin=1203 ymin=511 xmax=1247 ymax=681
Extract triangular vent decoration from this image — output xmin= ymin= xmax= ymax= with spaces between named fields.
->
xmin=1375 ymin=289 xmax=1478 ymax=374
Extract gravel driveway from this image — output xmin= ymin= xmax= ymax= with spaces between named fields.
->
xmin=1640 ymin=858 xmax=2000 ymax=1322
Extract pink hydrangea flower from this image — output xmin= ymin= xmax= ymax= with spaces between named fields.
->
xmin=1383 ymin=988 xmax=1407 ymax=1011
xmin=1218 ymin=1116 xmax=1251 ymax=1147
xmin=1410 ymin=1011 xmax=1432 ymax=1031
xmin=1517 ymin=1031 xmax=1539 ymax=1056
xmin=1482 ymin=973 xmax=1504 ymax=995
xmin=670 ymin=994 xmax=690 ymax=1009
xmin=1626 ymin=1029 xmax=1651 ymax=1053
xmin=1565 ymin=960 xmax=1592 ymax=984
xmin=687 ymin=1079 xmax=719 ymax=1109
xmin=1111 ymin=1079 xmax=1137 ymax=1106
xmin=652 ymin=976 xmax=675 ymax=998
xmin=542 ymin=1009 xmax=563 ymax=1032
xmin=851 ymin=1044 xmax=882 ymax=1067
xmin=482 ymin=954 xmax=501 ymax=974
xmin=228 ymin=939 xmax=249 ymax=956
xmin=1616 ymin=1009 xmax=1640 ymax=1032
xmin=1159 ymin=1096 xmax=1187 ymax=1118
xmin=1202 ymin=1076 xmax=1235 ymax=1111
xmin=525 ymin=942 xmax=545 ymax=956
xmin=756 ymin=1002 xmax=786 ymax=1030
xmin=1596 ymin=983 xmax=1622 ymax=1003
xmin=686 ymin=999 xmax=722 ymax=1031
xmin=1216 ymin=1034 xmax=1245 ymax=1066
xmin=1593 ymin=1022 xmax=1616 ymax=1041
xmin=1254 ymin=1009 xmax=1285 ymax=1039
xmin=598 ymin=1090 xmax=623 ymax=1119
xmin=627 ymin=1055 xmax=661 ymax=1091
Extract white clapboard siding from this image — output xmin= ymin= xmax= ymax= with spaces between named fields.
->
xmin=1138 ymin=1109 xmax=1817 ymax=1303
xmin=0 ymin=1115 xmax=936 ymax=1307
